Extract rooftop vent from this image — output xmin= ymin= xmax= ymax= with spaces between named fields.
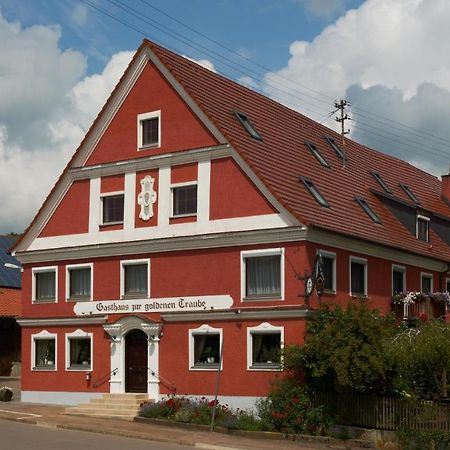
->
xmin=300 ymin=177 xmax=330 ymax=207
xmin=233 ymin=111 xmax=263 ymax=141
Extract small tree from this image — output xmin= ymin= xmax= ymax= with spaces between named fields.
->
xmin=285 ymin=299 xmax=396 ymax=394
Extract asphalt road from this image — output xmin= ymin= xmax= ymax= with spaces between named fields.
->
xmin=0 ymin=420 xmax=197 ymax=450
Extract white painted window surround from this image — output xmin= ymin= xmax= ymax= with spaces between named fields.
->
xmin=137 ymin=110 xmax=161 ymax=150
xmin=247 ymin=322 xmax=284 ymax=371
xmin=65 ymin=263 xmax=94 ymax=302
xmin=31 ymin=330 xmax=57 ymax=371
xmin=32 ymin=266 xmax=58 ymax=303
xmin=189 ymin=324 xmax=223 ymax=371
xmin=99 ymin=191 xmax=124 ymax=226
xmin=170 ymin=181 xmax=198 ymax=218
xmin=65 ymin=329 xmax=93 ymax=372
xmin=120 ymin=258 xmax=151 ymax=298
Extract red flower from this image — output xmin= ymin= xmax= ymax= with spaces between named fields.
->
xmin=208 ymin=399 xmax=218 ymax=408
xmin=419 ymin=312 xmax=428 ymax=321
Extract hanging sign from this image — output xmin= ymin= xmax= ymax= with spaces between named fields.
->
xmin=74 ymin=295 xmax=233 ymax=316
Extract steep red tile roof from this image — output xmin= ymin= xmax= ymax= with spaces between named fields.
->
xmin=0 ymin=287 xmax=21 ymax=317
xmin=143 ymin=39 xmax=450 ymax=262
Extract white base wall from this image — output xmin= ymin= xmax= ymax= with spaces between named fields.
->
xmin=21 ymin=391 xmax=104 ymax=406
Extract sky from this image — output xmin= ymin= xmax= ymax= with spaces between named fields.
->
xmin=0 ymin=0 xmax=449 ymax=234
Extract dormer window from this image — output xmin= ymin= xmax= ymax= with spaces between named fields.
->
xmin=305 ymin=142 xmax=330 ymax=168
xmin=371 ymin=171 xmax=392 ymax=194
xmin=300 ymin=177 xmax=329 ymax=207
xmin=138 ymin=111 xmax=161 ymax=149
xmin=234 ymin=111 xmax=263 ymax=141
xmin=355 ymin=196 xmax=382 ymax=224
xmin=324 ymin=136 xmax=345 ymax=160
xmin=416 ymin=215 xmax=430 ymax=242
xmin=400 ymin=183 xmax=420 ymax=205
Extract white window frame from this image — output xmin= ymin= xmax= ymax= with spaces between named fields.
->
xmin=100 ymin=191 xmax=125 ymax=226
xmin=66 ymin=263 xmax=94 ymax=302
xmin=318 ymin=249 xmax=336 ymax=293
xmin=32 ymin=266 xmax=58 ymax=303
xmin=65 ymin=329 xmax=93 ymax=372
xmin=240 ymin=248 xmax=285 ymax=302
xmin=170 ymin=181 xmax=198 ymax=218
xmin=247 ymin=322 xmax=284 ymax=371
xmin=420 ymin=272 xmax=433 ymax=293
xmin=137 ymin=110 xmax=161 ymax=150
xmin=31 ymin=330 xmax=57 ymax=371
xmin=392 ymin=264 xmax=406 ymax=295
xmin=188 ymin=324 xmax=223 ymax=371
xmin=120 ymin=258 xmax=151 ymax=298
xmin=349 ymin=256 xmax=368 ymax=297
xmin=416 ymin=214 xmax=430 ymax=242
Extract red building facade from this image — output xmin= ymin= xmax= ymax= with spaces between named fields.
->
xmin=13 ymin=40 xmax=450 ymax=408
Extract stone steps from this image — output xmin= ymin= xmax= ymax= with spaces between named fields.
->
xmin=65 ymin=393 xmax=150 ymax=421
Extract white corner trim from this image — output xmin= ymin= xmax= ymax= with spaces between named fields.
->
xmin=65 ymin=329 xmax=94 ymax=372
xmin=31 ymin=330 xmax=57 ymax=372
xmin=240 ymin=248 xmax=285 ymax=302
xmin=420 ymin=272 xmax=433 ymax=292
xmin=189 ymin=324 xmax=223 ymax=371
xmin=197 ymin=160 xmax=211 ymax=224
xmin=124 ymin=172 xmax=136 ymax=231
xmin=120 ymin=258 xmax=151 ymax=298
xmin=349 ymin=256 xmax=368 ymax=297
xmin=137 ymin=110 xmax=161 ymax=150
xmin=32 ymin=266 xmax=58 ymax=303
xmin=247 ymin=322 xmax=284 ymax=372
xmin=89 ymin=177 xmax=101 ymax=233
xmin=65 ymin=263 xmax=94 ymax=302
xmin=158 ymin=166 xmax=170 ymax=227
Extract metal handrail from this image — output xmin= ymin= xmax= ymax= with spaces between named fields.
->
xmin=92 ymin=367 xmax=118 ymax=388
xmin=148 ymin=369 xmax=176 ymax=392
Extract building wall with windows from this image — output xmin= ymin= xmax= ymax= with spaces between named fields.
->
xmin=13 ymin=40 xmax=450 ymax=408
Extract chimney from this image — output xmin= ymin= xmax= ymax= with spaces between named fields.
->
xmin=442 ymin=167 xmax=450 ymax=203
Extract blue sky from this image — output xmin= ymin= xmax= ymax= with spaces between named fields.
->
xmin=1 ymin=0 xmax=450 ymax=233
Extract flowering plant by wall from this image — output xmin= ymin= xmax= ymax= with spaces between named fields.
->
xmin=392 ymin=291 xmax=450 ymax=306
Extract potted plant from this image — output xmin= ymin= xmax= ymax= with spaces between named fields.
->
xmin=201 ymin=347 xmax=216 ymax=363
xmin=0 ymin=386 xmax=13 ymax=402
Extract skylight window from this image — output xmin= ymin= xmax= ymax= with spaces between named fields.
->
xmin=234 ymin=112 xmax=263 ymax=141
xmin=324 ymin=136 xmax=345 ymax=160
xmin=355 ymin=196 xmax=382 ymax=224
xmin=300 ymin=177 xmax=330 ymax=207
xmin=305 ymin=142 xmax=330 ymax=168
xmin=371 ymin=171 xmax=392 ymax=194
xmin=399 ymin=183 xmax=420 ymax=205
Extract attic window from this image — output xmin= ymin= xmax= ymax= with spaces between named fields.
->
xmin=305 ymin=142 xmax=330 ymax=168
xmin=300 ymin=177 xmax=330 ymax=207
xmin=324 ymin=136 xmax=345 ymax=160
xmin=355 ymin=196 xmax=382 ymax=224
xmin=400 ymin=183 xmax=420 ymax=205
xmin=416 ymin=215 xmax=430 ymax=242
xmin=371 ymin=171 xmax=392 ymax=194
xmin=234 ymin=112 xmax=263 ymax=141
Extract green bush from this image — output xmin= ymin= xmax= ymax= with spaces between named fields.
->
xmin=397 ymin=429 xmax=450 ymax=450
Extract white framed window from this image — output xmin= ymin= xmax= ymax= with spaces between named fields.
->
xmin=66 ymin=263 xmax=93 ymax=301
xmin=32 ymin=266 xmax=58 ymax=303
xmin=349 ymin=256 xmax=367 ymax=296
xmin=318 ymin=249 xmax=336 ymax=293
xmin=392 ymin=265 xmax=406 ymax=295
xmin=65 ymin=329 xmax=93 ymax=371
xmin=32 ymin=330 xmax=57 ymax=371
xmin=421 ymin=272 xmax=433 ymax=293
xmin=171 ymin=182 xmax=198 ymax=217
xmin=137 ymin=110 xmax=161 ymax=150
xmin=241 ymin=248 xmax=284 ymax=301
xmin=100 ymin=191 xmax=124 ymax=225
xmin=416 ymin=215 xmax=430 ymax=242
xmin=120 ymin=259 xmax=150 ymax=298
xmin=247 ymin=323 xmax=283 ymax=371
xmin=189 ymin=324 xmax=223 ymax=371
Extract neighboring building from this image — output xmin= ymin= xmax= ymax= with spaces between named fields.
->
xmin=0 ymin=236 xmax=21 ymax=375
xmin=12 ymin=40 xmax=450 ymax=408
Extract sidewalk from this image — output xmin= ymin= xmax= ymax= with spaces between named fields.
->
xmin=0 ymin=382 xmax=372 ymax=450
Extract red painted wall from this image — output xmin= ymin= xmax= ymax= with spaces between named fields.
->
xmin=101 ymin=175 xmax=124 ymax=193
xmin=85 ymin=62 xmax=218 ymax=166
xmin=39 ymin=180 xmax=90 ymax=237
xmin=171 ymin=163 xmax=197 ymax=184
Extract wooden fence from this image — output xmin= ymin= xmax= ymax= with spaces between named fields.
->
xmin=311 ymin=392 xmax=450 ymax=431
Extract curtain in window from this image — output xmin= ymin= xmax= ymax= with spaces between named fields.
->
xmin=125 ymin=264 xmax=147 ymax=295
xmin=35 ymin=339 xmax=55 ymax=366
xmin=70 ymin=269 xmax=91 ymax=297
xmin=252 ymin=334 xmax=264 ymax=363
xmin=36 ymin=272 xmax=55 ymax=300
xmin=194 ymin=335 xmax=206 ymax=363
xmin=70 ymin=338 xmax=91 ymax=366
xmin=246 ymin=255 xmax=281 ymax=297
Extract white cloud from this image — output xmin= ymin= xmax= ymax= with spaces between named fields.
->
xmin=183 ymin=55 xmax=216 ymax=72
xmin=0 ymin=13 xmax=133 ymax=233
xmin=263 ymin=0 xmax=450 ymax=174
